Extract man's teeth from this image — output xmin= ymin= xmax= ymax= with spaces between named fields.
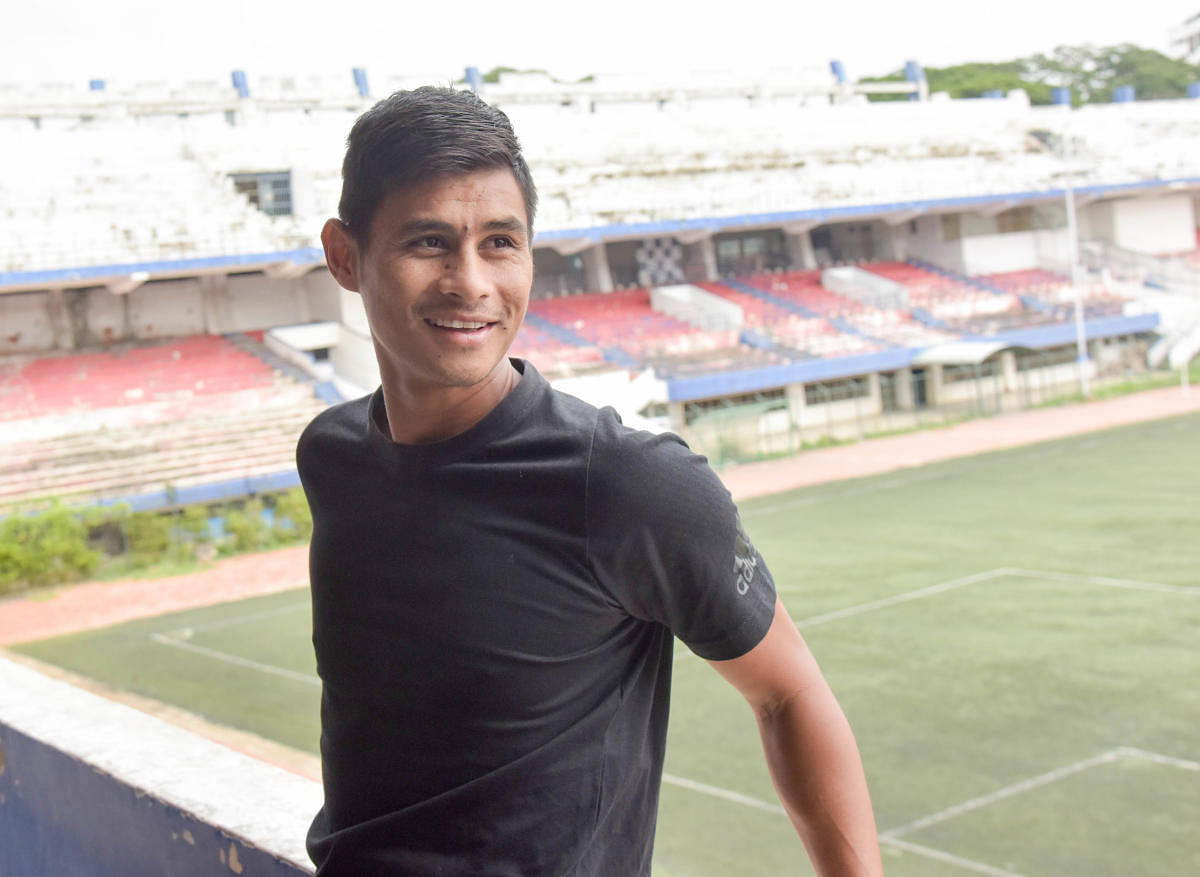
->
xmin=429 ymin=318 xmax=488 ymax=329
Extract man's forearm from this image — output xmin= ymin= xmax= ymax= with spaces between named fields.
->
xmin=756 ymin=681 xmax=883 ymax=876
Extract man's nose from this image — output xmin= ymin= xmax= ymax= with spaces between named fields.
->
xmin=437 ymin=247 xmax=491 ymax=301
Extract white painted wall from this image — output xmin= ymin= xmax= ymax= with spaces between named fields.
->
xmin=961 ymin=228 xmax=1071 ymax=275
xmin=300 ymin=269 xmax=343 ymax=323
xmin=330 ymin=321 xmax=380 ymax=392
xmin=226 ymin=274 xmax=311 ymax=330
xmin=1092 ymin=193 xmax=1197 ymax=254
xmin=129 ymin=279 xmax=205 ymax=339
xmin=84 ymin=287 xmax=127 ymax=345
xmin=905 ymin=215 xmax=965 ymax=273
xmin=0 ymin=292 xmax=57 ymax=353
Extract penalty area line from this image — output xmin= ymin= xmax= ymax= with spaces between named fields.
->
xmin=660 ymin=772 xmax=785 ymax=816
xmin=148 ymin=632 xmax=319 ymax=686
xmin=660 ymin=771 xmax=1027 ymax=876
xmin=879 ymin=837 xmax=1027 ymax=877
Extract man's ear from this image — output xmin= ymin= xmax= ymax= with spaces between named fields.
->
xmin=321 ymin=218 xmax=361 ymax=293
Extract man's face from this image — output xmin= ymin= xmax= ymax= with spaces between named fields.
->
xmin=347 ymin=168 xmax=533 ymax=399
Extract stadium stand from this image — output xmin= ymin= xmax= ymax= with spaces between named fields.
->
xmin=528 ymin=289 xmax=740 ymax=363
xmin=0 ymin=335 xmax=326 ymax=510
xmin=0 ymin=69 xmax=1195 ymax=500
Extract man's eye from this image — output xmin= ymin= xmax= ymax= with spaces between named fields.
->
xmin=420 ymin=236 xmax=443 ymax=248
xmin=490 ymin=237 xmax=515 ymax=249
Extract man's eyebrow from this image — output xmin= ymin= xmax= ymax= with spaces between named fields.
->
xmin=482 ymin=217 xmax=528 ymax=236
xmin=391 ymin=217 xmax=529 ymax=237
xmin=393 ymin=219 xmax=457 ymax=237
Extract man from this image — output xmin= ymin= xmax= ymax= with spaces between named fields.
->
xmin=299 ymin=85 xmax=883 ymax=876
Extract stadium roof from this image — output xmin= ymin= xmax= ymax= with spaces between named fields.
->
xmin=3 ymin=178 xmax=1199 ymax=294
xmin=912 ymin=341 xmax=1020 ymax=365
xmin=663 ymin=313 xmax=1161 ymax=402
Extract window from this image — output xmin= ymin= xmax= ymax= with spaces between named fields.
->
xmin=996 ymin=207 xmax=1033 ymax=234
xmin=804 ymin=377 xmax=869 ymax=405
xmin=1016 ymin=345 xmax=1078 ymax=371
xmin=683 ymin=388 xmax=786 ymax=426
xmin=941 ymin=214 xmax=961 ymax=241
xmin=943 ymin=360 xmax=1001 ymax=383
xmin=230 ymin=171 xmax=293 ymax=216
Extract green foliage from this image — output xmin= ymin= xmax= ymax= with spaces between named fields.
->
xmin=0 ymin=487 xmax=315 ymax=591
xmin=221 ymin=498 xmax=273 ymax=555
xmin=273 ymin=487 xmax=313 ymax=542
xmin=122 ymin=507 xmax=173 ymax=563
xmin=864 ymin=43 xmax=1200 ymax=105
xmin=0 ymin=502 xmax=100 ymax=592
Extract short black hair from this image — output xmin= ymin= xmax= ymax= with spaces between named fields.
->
xmin=337 ymin=86 xmax=537 ymax=243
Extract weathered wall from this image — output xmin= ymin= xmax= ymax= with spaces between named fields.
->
xmin=0 ymin=657 xmax=320 ymax=877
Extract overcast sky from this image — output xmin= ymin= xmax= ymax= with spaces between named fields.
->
xmin=4 ymin=1 xmax=1197 ymax=86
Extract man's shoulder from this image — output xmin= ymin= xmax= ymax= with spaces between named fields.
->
xmin=297 ymin=392 xmax=372 ymax=457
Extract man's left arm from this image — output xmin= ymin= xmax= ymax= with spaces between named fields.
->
xmin=708 ymin=597 xmax=884 ymax=877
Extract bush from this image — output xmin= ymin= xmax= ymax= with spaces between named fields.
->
xmin=221 ymin=497 xmax=274 ymax=555
xmin=121 ymin=507 xmax=173 ymax=563
xmin=1 ymin=488 xmax=313 ymax=591
xmin=0 ymin=502 xmax=100 ymax=593
xmin=273 ymin=487 xmax=313 ymax=542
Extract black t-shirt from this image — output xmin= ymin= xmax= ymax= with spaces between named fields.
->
xmin=298 ymin=359 xmax=776 ymax=875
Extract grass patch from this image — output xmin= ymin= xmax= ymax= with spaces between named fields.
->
xmin=14 ymin=412 xmax=1200 ymax=876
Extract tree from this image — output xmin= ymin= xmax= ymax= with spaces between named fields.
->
xmin=863 ymin=44 xmax=1200 ymax=105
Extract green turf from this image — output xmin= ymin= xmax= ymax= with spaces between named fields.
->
xmin=12 ymin=411 xmax=1200 ymax=876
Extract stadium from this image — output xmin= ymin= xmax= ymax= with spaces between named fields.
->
xmin=2 ymin=26 xmax=1200 ymax=877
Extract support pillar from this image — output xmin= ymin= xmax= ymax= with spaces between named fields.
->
xmin=785 ymin=230 xmax=816 ymax=270
xmin=667 ymin=401 xmax=687 ymax=433
xmin=866 ymin=372 xmax=882 ymax=412
xmin=1000 ymin=351 xmax=1018 ymax=392
xmin=785 ymin=381 xmax=807 ymax=428
xmin=582 ymin=243 xmax=613 ymax=293
xmin=927 ymin=363 xmax=944 ymax=407
xmin=685 ymin=237 xmax=718 ymax=282
xmin=893 ymin=367 xmax=914 ymax=410
xmin=45 ymin=289 xmax=72 ymax=351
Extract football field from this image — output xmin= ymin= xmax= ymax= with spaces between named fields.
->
xmin=14 ymin=412 xmax=1200 ymax=876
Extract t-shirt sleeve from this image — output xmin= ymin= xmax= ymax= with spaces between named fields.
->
xmin=584 ymin=409 xmax=777 ymax=661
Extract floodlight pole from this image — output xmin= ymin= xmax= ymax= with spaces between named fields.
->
xmin=1064 ymin=183 xmax=1090 ymax=398
xmin=1060 ymin=108 xmax=1090 ymax=399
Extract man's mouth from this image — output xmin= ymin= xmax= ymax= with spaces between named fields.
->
xmin=425 ymin=317 xmax=493 ymax=330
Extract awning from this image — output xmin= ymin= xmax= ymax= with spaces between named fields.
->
xmin=912 ymin=341 xmax=1021 ymax=366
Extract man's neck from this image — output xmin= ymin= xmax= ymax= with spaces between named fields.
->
xmin=377 ymin=360 xmax=521 ymax=445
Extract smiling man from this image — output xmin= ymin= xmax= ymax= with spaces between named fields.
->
xmin=298 ymin=86 xmax=882 ymax=876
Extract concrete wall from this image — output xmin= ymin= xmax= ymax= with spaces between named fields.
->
xmin=1089 ymin=193 xmax=1197 ymax=255
xmin=0 ymin=657 xmax=320 ymax=877
xmin=1112 ymin=194 xmax=1196 ymax=255
xmin=299 ymin=269 xmax=343 ymax=323
xmin=0 ymin=291 xmax=59 ymax=353
xmin=129 ymin=279 xmax=206 ymax=338
xmin=905 ymin=215 xmax=966 ymax=273
xmin=961 ymin=228 xmax=1071 ymax=276
xmin=0 ymin=270 xmax=342 ymax=354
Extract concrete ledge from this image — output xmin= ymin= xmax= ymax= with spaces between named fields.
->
xmin=0 ymin=656 xmax=320 ymax=876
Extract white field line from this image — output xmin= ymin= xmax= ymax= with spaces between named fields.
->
xmin=879 ymin=837 xmax=1027 ymax=877
xmin=794 ymin=569 xmax=1005 ymax=628
xmin=159 ymin=599 xmax=310 ymax=639
xmin=660 ymin=773 xmax=785 ymax=816
xmin=882 ymin=749 xmax=1125 ymax=839
xmin=149 ymin=632 xmax=320 ymax=686
xmin=1004 ymin=567 xmax=1200 ymax=596
xmin=678 ymin=564 xmax=1191 ymax=658
xmin=1116 ymin=746 xmax=1200 ymax=771
xmin=661 ymin=746 xmax=1197 ymax=876
xmin=882 ymin=746 xmax=1200 ymax=841
xmin=660 ymin=773 xmax=1031 ymax=876
xmin=791 ymin=565 xmax=1195 ymax=630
